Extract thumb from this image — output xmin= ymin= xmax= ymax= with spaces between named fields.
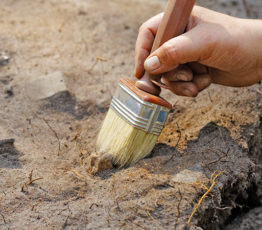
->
xmin=144 ymin=27 xmax=213 ymax=74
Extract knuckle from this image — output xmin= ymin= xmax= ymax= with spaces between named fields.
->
xmin=139 ymin=24 xmax=154 ymax=42
xmin=160 ymin=41 xmax=177 ymax=65
xmin=138 ymin=23 xmax=146 ymax=33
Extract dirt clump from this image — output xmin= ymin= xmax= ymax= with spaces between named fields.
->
xmin=85 ymin=152 xmax=113 ymax=175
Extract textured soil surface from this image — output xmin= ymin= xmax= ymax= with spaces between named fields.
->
xmin=0 ymin=0 xmax=261 ymax=229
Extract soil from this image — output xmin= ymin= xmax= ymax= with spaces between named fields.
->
xmin=0 ymin=0 xmax=261 ymax=229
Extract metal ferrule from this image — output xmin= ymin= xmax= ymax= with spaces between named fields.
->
xmin=110 ymin=82 xmax=170 ymax=136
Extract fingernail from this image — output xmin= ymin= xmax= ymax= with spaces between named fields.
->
xmin=183 ymin=89 xmax=194 ymax=97
xmin=144 ymin=56 xmax=160 ymax=72
xmin=176 ymin=73 xmax=188 ymax=81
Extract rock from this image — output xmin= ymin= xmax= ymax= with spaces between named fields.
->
xmin=0 ymin=51 xmax=9 ymax=66
xmin=26 ymin=71 xmax=67 ymax=100
xmin=4 ymin=86 xmax=14 ymax=98
xmin=172 ymin=169 xmax=206 ymax=184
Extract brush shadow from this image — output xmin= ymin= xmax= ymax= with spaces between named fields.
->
xmin=95 ymin=168 xmax=119 ymax=180
xmin=149 ymin=143 xmax=182 ymax=158
xmin=135 ymin=122 xmax=245 ymax=176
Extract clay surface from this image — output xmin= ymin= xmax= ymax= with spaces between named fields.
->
xmin=0 ymin=0 xmax=261 ymax=229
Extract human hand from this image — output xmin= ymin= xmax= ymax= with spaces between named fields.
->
xmin=135 ymin=6 xmax=262 ymax=97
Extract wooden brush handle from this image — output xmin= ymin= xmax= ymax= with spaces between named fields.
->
xmin=136 ymin=0 xmax=195 ymax=95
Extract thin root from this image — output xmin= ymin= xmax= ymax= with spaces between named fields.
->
xmin=42 ymin=118 xmax=61 ymax=155
xmin=69 ymin=169 xmax=86 ymax=180
xmin=0 ymin=213 xmax=6 ymax=224
xmin=88 ymin=56 xmax=107 ymax=73
xmin=147 ymin=210 xmax=154 ymax=220
xmin=21 ymin=170 xmax=43 ymax=192
xmin=187 ymin=171 xmax=224 ymax=225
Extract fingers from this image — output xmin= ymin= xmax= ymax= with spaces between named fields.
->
xmin=135 ymin=13 xmax=163 ymax=79
xmin=162 ymin=80 xmax=198 ymax=97
xmin=164 ymin=65 xmax=193 ymax=82
xmin=144 ymin=26 xmax=214 ymax=75
xmin=193 ymin=74 xmax=211 ymax=91
xmin=188 ymin=62 xmax=208 ymax=75
xmin=162 ymin=73 xmax=211 ymax=97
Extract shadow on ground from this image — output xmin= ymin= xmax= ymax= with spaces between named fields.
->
xmin=42 ymin=91 xmax=109 ymax=120
xmin=0 ymin=139 xmax=23 ymax=168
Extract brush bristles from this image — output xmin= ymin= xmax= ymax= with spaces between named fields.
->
xmin=96 ymin=108 xmax=158 ymax=167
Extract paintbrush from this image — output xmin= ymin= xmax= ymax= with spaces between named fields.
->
xmin=96 ymin=0 xmax=195 ymax=167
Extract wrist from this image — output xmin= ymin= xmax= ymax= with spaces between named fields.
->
xmin=253 ymin=21 xmax=262 ymax=80
xmin=242 ymin=19 xmax=262 ymax=80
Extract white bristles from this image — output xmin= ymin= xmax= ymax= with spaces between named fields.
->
xmin=96 ymin=108 xmax=158 ymax=167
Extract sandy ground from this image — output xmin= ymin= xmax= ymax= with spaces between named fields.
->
xmin=0 ymin=0 xmax=261 ymax=229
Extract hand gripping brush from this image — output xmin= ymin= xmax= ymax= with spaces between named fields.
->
xmin=96 ymin=0 xmax=195 ymax=167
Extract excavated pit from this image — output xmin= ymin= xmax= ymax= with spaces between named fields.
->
xmin=223 ymin=118 xmax=262 ymax=229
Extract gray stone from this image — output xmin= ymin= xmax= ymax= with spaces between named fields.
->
xmin=172 ymin=169 xmax=206 ymax=184
xmin=26 ymin=71 xmax=67 ymax=100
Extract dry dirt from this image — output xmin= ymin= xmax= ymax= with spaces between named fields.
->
xmin=0 ymin=0 xmax=261 ymax=229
